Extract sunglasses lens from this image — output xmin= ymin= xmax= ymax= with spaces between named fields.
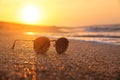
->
xmin=55 ymin=38 xmax=69 ymax=54
xmin=34 ymin=37 xmax=50 ymax=54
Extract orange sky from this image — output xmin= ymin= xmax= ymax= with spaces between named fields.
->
xmin=0 ymin=0 xmax=120 ymax=27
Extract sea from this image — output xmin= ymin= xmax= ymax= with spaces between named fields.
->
xmin=0 ymin=24 xmax=120 ymax=45
xmin=57 ymin=24 xmax=120 ymax=45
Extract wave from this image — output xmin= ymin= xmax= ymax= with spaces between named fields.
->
xmin=58 ymin=24 xmax=120 ymax=33
xmin=73 ymin=35 xmax=120 ymax=38
xmin=86 ymin=25 xmax=120 ymax=32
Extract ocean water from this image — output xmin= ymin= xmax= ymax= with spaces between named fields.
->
xmin=0 ymin=24 xmax=120 ymax=45
xmin=32 ymin=25 xmax=120 ymax=45
xmin=58 ymin=25 xmax=120 ymax=45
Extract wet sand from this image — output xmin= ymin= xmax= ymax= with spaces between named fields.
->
xmin=0 ymin=36 xmax=120 ymax=80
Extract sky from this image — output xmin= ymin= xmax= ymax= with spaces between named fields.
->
xmin=0 ymin=0 xmax=120 ymax=27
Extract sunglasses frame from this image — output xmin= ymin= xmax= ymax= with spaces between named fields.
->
xmin=12 ymin=37 xmax=69 ymax=54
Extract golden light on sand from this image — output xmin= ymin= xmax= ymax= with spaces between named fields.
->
xmin=21 ymin=5 xmax=43 ymax=24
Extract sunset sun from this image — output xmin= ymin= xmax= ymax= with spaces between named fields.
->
xmin=21 ymin=5 xmax=43 ymax=24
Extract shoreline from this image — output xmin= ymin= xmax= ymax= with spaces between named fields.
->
xmin=68 ymin=38 xmax=120 ymax=46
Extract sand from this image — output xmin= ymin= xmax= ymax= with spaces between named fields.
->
xmin=0 ymin=36 xmax=120 ymax=80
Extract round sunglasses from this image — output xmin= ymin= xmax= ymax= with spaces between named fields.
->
xmin=12 ymin=37 xmax=69 ymax=54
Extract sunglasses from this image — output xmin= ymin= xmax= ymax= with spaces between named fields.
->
xmin=12 ymin=37 xmax=69 ymax=54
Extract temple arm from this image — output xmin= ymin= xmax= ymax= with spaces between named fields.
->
xmin=12 ymin=40 xmax=34 ymax=49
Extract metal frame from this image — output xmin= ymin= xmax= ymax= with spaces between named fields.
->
xmin=12 ymin=39 xmax=56 ymax=49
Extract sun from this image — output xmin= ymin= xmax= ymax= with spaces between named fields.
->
xmin=21 ymin=5 xmax=43 ymax=24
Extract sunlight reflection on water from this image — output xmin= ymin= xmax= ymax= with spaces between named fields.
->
xmin=24 ymin=32 xmax=37 ymax=35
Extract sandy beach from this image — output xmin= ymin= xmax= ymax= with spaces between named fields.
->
xmin=1 ymin=0 xmax=120 ymax=79
xmin=0 ymin=35 xmax=120 ymax=80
